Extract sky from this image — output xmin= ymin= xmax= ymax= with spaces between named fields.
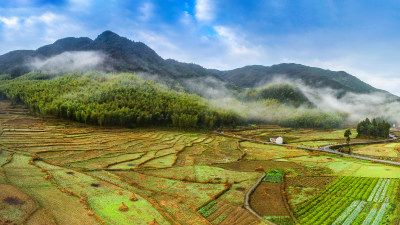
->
xmin=1 ymin=0 xmax=400 ymax=95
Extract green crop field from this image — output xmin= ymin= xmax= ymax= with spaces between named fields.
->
xmin=295 ymin=177 xmax=400 ymax=225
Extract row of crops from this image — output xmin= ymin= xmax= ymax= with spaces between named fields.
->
xmin=367 ymin=179 xmax=391 ymax=202
xmin=294 ymin=177 xmax=399 ymax=225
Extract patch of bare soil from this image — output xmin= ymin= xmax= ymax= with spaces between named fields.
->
xmin=250 ymin=182 xmax=289 ymax=216
xmin=3 ymin=197 xmax=25 ymax=205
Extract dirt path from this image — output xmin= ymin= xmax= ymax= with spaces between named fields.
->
xmin=214 ymin=131 xmax=400 ymax=166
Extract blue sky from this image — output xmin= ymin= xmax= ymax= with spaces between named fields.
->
xmin=1 ymin=0 xmax=400 ymax=94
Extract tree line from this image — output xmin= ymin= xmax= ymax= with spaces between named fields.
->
xmin=279 ymin=111 xmax=343 ymax=129
xmin=356 ymin=118 xmax=391 ymax=138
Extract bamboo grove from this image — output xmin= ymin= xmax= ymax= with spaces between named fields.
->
xmin=0 ymin=72 xmax=238 ymax=129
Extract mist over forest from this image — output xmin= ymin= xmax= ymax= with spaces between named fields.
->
xmin=0 ymin=31 xmax=398 ymax=129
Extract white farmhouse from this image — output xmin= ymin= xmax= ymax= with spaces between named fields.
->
xmin=270 ymin=136 xmax=283 ymax=144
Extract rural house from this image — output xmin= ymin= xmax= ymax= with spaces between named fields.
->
xmin=270 ymin=136 xmax=283 ymax=144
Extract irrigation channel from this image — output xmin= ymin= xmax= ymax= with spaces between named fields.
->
xmin=214 ymin=131 xmax=400 ymax=225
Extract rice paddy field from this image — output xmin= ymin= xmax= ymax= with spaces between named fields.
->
xmin=1 ymin=100 xmax=400 ymax=225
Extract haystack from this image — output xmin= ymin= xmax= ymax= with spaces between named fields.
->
xmin=148 ymin=219 xmax=160 ymax=225
xmin=130 ymin=193 xmax=138 ymax=201
xmin=118 ymin=202 xmax=129 ymax=211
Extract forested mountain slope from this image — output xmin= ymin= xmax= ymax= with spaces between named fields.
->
xmin=220 ymin=64 xmax=396 ymax=98
xmin=0 ymin=71 xmax=346 ymax=129
xmin=0 ymin=72 xmax=237 ymax=129
xmin=246 ymin=83 xmax=313 ymax=107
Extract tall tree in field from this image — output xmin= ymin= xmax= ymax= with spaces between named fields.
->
xmin=344 ymin=129 xmax=352 ymax=153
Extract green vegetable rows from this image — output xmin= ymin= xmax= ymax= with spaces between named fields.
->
xmin=294 ymin=177 xmax=399 ymax=225
xmin=198 ymin=201 xmax=218 ymax=218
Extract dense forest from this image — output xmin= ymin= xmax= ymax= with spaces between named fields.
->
xmin=0 ymin=71 xmax=348 ymax=129
xmin=246 ymin=83 xmax=313 ymax=107
xmin=279 ymin=111 xmax=343 ymax=129
xmin=356 ymin=118 xmax=391 ymax=138
xmin=0 ymin=72 xmax=237 ymax=129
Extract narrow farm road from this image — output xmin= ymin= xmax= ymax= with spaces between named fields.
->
xmin=213 ymin=132 xmax=400 ymax=166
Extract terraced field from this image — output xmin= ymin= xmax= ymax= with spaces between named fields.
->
xmin=0 ymin=101 xmax=266 ymax=225
xmin=1 ymin=100 xmax=400 ymax=225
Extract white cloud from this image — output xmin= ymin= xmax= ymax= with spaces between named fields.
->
xmin=0 ymin=10 xmax=83 ymax=54
xmin=138 ymin=2 xmax=153 ymax=21
xmin=0 ymin=16 xmax=20 ymax=29
xmin=213 ymin=26 xmax=233 ymax=39
xmin=38 ymin=12 xmax=58 ymax=24
xmin=213 ymin=26 xmax=261 ymax=57
xmin=5 ymin=12 xmax=63 ymax=29
xmin=28 ymin=51 xmax=106 ymax=72
xmin=195 ymin=0 xmax=214 ymax=21
xmin=346 ymin=69 xmax=400 ymax=96
xmin=366 ymin=77 xmax=400 ymax=93
xmin=134 ymin=31 xmax=178 ymax=54
xmin=22 ymin=12 xmax=79 ymax=43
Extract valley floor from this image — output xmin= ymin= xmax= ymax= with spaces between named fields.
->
xmin=0 ymin=100 xmax=399 ymax=225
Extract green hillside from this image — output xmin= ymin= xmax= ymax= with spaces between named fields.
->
xmin=0 ymin=72 xmax=345 ymax=129
xmin=0 ymin=72 xmax=237 ymax=129
xmin=247 ymin=83 xmax=313 ymax=107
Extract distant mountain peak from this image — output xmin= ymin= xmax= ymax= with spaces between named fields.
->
xmin=99 ymin=30 xmax=118 ymax=36
xmin=94 ymin=30 xmax=131 ymax=43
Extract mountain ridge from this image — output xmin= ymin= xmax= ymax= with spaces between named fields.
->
xmin=0 ymin=30 xmax=396 ymax=98
xmin=221 ymin=63 xmax=377 ymax=93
